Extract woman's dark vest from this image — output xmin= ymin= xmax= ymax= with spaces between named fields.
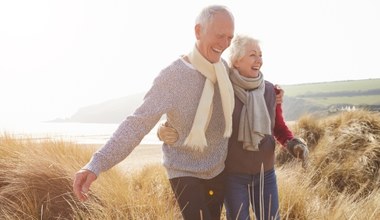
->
xmin=225 ymin=81 xmax=277 ymax=174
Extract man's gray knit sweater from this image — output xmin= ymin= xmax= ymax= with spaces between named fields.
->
xmin=83 ymin=58 xmax=229 ymax=179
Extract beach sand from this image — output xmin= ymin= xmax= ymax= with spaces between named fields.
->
xmin=80 ymin=143 xmax=163 ymax=173
xmin=119 ymin=144 xmax=163 ymax=171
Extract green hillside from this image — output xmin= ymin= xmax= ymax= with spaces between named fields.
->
xmin=282 ymin=78 xmax=380 ymax=97
xmin=281 ymin=78 xmax=380 ymax=120
xmin=282 ymin=78 xmax=380 ymax=106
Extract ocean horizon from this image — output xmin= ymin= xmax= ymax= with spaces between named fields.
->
xmin=0 ymin=121 xmax=162 ymax=145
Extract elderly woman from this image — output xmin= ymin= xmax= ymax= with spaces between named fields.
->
xmin=222 ymin=34 xmax=308 ymax=220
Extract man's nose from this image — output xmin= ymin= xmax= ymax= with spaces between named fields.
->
xmin=221 ymin=38 xmax=231 ymax=49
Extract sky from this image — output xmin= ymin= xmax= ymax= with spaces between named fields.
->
xmin=1 ymin=0 xmax=379 ymax=123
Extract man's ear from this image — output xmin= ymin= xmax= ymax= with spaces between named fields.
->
xmin=195 ymin=24 xmax=201 ymax=40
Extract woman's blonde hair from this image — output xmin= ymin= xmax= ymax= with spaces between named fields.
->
xmin=228 ymin=34 xmax=260 ymax=68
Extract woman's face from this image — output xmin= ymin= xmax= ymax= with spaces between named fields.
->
xmin=234 ymin=43 xmax=263 ymax=78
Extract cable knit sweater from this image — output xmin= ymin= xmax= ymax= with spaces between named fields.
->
xmin=83 ymin=58 xmax=230 ymax=179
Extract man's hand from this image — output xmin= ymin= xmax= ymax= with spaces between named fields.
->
xmin=286 ymin=137 xmax=309 ymax=160
xmin=73 ymin=169 xmax=97 ymax=201
xmin=157 ymin=122 xmax=179 ymax=145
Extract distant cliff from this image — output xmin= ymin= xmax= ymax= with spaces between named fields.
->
xmin=62 ymin=93 xmax=145 ymax=123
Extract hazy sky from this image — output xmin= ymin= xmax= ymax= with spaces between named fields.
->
xmin=1 ymin=0 xmax=379 ymax=122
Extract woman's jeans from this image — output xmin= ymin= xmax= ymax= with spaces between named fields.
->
xmin=224 ymin=169 xmax=280 ymax=220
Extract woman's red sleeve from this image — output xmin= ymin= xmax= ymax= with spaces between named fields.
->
xmin=273 ymin=104 xmax=294 ymax=147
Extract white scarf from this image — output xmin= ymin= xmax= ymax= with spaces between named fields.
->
xmin=184 ymin=45 xmax=235 ymax=151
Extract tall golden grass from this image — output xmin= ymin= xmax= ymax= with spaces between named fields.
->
xmin=1 ymin=109 xmax=379 ymax=219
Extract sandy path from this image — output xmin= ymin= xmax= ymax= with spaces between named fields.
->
xmin=116 ymin=144 xmax=163 ymax=171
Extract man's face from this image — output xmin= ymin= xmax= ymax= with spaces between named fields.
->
xmin=195 ymin=12 xmax=234 ymax=63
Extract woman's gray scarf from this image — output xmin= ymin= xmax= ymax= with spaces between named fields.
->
xmin=229 ymin=68 xmax=272 ymax=151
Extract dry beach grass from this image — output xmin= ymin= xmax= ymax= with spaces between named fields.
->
xmin=1 ymin=109 xmax=380 ymax=219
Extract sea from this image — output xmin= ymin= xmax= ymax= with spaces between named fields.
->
xmin=0 ymin=121 xmax=161 ymax=145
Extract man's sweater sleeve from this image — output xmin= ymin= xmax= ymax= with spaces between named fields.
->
xmin=82 ymin=70 xmax=174 ymax=176
xmin=273 ymin=104 xmax=294 ymax=147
